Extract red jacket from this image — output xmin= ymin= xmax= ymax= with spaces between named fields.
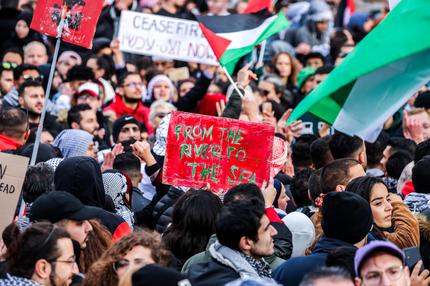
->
xmin=104 ymin=94 xmax=153 ymax=134
xmin=0 ymin=134 xmax=22 ymax=151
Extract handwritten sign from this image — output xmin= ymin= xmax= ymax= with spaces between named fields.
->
xmin=118 ymin=11 xmax=218 ymax=65
xmin=163 ymin=112 xmax=275 ymax=192
xmin=0 ymin=153 xmax=29 ymax=232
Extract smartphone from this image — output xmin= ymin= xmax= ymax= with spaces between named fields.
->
xmin=404 ymin=247 xmax=424 ymax=272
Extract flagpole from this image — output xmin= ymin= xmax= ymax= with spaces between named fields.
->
xmin=222 ymin=66 xmax=245 ymax=98
xmin=29 ymin=6 xmax=67 ymax=166
xmin=257 ymin=40 xmax=267 ymax=67
xmin=19 ymin=6 xmax=68 ymax=219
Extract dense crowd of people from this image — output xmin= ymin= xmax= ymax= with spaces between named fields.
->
xmin=1 ymin=0 xmax=430 ymax=285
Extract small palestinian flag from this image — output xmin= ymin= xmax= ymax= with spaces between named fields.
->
xmin=197 ymin=10 xmax=289 ymax=74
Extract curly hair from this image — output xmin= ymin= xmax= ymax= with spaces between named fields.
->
xmin=82 ymin=231 xmax=170 ymax=286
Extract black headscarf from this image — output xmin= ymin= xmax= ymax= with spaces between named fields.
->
xmin=54 ymin=156 xmax=106 ymax=209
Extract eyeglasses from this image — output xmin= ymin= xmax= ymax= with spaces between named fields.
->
xmin=52 ymin=259 xmax=78 ymax=268
xmin=1 ymin=62 xmax=17 ymax=70
xmin=362 ymin=265 xmax=404 ymax=286
xmin=123 ymin=82 xmax=144 ymax=88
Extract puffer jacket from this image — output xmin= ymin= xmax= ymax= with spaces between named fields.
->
xmin=152 ymin=187 xmax=185 ymax=233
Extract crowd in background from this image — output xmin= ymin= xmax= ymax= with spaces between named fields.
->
xmin=1 ymin=0 xmax=430 ymax=285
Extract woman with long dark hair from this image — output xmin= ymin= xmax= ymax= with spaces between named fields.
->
xmin=162 ymin=190 xmax=222 ymax=270
xmin=345 ymin=176 xmax=419 ymax=248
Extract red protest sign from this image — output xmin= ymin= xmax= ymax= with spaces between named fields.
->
xmin=31 ymin=0 xmax=104 ymax=49
xmin=163 ymin=112 xmax=275 ymax=192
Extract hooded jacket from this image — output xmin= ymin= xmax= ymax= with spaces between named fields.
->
xmin=273 ymin=236 xmax=357 ymax=286
xmin=54 ymin=156 xmax=106 ymax=209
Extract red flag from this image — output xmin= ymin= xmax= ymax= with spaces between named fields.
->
xmin=243 ymin=0 xmax=272 ymax=13
xmin=30 ymin=0 xmax=104 ymax=49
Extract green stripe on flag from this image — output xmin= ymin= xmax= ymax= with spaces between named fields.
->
xmin=220 ymin=12 xmax=289 ymax=74
xmin=288 ymin=0 xmax=430 ymax=136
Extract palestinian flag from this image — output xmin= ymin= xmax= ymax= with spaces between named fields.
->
xmin=334 ymin=0 xmax=355 ymax=27
xmin=288 ymin=0 xmax=430 ymax=142
xmin=197 ymin=10 xmax=289 ymax=74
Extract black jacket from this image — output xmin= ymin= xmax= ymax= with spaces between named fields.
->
xmin=152 ymin=186 xmax=185 ymax=233
xmin=189 ymin=259 xmax=240 ymax=286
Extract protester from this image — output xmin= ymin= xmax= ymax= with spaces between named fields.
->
xmin=345 ymin=176 xmax=419 ymax=248
xmin=162 ymin=189 xmax=222 ymax=270
xmin=0 ymin=108 xmax=28 ymax=151
xmin=83 ymin=231 xmax=170 ymax=286
xmin=0 ymin=222 xmax=78 ymax=286
xmin=354 ymin=241 xmax=413 ymax=286
xmin=273 ymin=192 xmax=373 ymax=286
xmin=188 ymin=199 xmax=279 ymax=285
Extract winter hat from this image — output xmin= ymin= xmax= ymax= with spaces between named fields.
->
xmin=282 ymin=212 xmax=315 ymax=257
xmin=321 ymin=192 xmax=372 ymax=244
xmin=412 ymin=156 xmax=430 ymax=193
xmin=308 ymin=0 xmax=333 ymax=22
xmin=53 ymin=129 xmax=93 ymax=159
xmin=153 ymin=113 xmax=171 ymax=156
xmin=273 ymin=179 xmax=283 ymax=209
xmin=147 ymin=74 xmax=175 ymax=101
xmin=132 ymin=264 xmax=192 ymax=286
xmin=296 ymin=67 xmax=316 ymax=89
xmin=112 ymin=115 xmax=141 ymax=143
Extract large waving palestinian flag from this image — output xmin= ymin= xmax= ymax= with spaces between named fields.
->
xmin=288 ymin=0 xmax=430 ymax=142
xmin=197 ymin=10 xmax=289 ymax=74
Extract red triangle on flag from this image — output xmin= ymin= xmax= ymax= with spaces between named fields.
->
xmin=198 ymin=23 xmax=232 ymax=61
xmin=243 ymin=0 xmax=272 ymax=13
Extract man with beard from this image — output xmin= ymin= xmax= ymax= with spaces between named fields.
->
xmin=189 ymin=200 xmax=279 ymax=286
xmin=0 ymin=222 xmax=78 ymax=286
xmin=103 ymin=72 xmax=152 ymax=133
xmin=67 ymin=104 xmax=99 ymax=136
xmin=18 ymin=80 xmax=63 ymax=137
xmin=67 ymin=104 xmax=110 ymax=150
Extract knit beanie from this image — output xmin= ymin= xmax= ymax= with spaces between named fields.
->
xmin=296 ymin=67 xmax=316 ymax=89
xmin=112 ymin=115 xmax=141 ymax=143
xmin=321 ymin=192 xmax=373 ymax=244
xmin=412 ymin=156 xmax=430 ymax=193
